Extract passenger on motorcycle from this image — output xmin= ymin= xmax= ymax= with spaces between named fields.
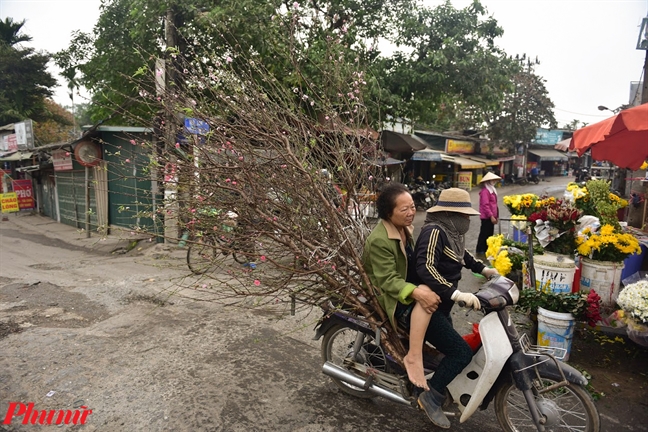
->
xmin=362 ymin=185 xmax=497 ymax=429
xmin=409 ymin=188 xmax=498 ymax=428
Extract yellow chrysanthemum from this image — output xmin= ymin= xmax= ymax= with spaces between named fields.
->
xmin=492 ymin=250 xmax=513 ymax=276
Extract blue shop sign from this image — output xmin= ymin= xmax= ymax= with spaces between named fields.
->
xmin=184 ymin=118 xmax=210 ymax=135
xmin=534 ymin=128 xmax=564 ymax=145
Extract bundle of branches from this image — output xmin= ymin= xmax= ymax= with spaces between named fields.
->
xmin=125 ymin=17 xmax=408 ymax=360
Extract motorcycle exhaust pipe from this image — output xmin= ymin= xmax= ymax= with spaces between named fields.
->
xmin=322 ymin=361 xmax=411 ymax=406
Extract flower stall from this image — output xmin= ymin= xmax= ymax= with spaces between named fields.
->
xmin=493 ymin=178 xmax=645 ymax=351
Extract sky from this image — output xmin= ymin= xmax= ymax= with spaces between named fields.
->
xmin=1 ymin=0 xmax=647 ymax=127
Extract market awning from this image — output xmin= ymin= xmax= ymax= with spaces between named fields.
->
xmin=554 ymin=138 xmax=571 ymax=151
xmin=0 ymin=151 xmax=34 ymax=162
xmin=528 ymin=149 xmax=568 ymax=162
xmin=451 ymin=156 xmax=485 ymax=169
xmin=368 ymin=157 xmax=406 ymax=166
xmin=464 ymin=155 xmax=499 ymax=166
xmin=497 ymin=155 xmax=515 ymax=162
xmin=411 ymin=148 xmax=443 ymax=161
xmin=381 ymin=130 xmax=427 ymax=153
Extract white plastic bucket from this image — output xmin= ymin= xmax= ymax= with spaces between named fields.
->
xmin=580 ymin=258 xmax=625 ymax=307
xmin=537 ymin=307 xmax=575 ymax=361
xmin=534 ymin=254 xmax=577 ymax=294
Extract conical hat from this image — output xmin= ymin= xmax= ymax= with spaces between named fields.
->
xmin=479 ymin=172 xmax=501 ymax=183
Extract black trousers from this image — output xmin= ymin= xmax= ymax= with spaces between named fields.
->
xmin=476 ymin=218 xmax=495 ymax=254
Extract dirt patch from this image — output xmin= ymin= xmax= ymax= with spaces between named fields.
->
xmin=0 ymin=282 xmax=111 ymax=332
xmin=0 ymin=320 xmax=22 ymax=339
xmin=567 ymin=327 xmax=648 ymax=429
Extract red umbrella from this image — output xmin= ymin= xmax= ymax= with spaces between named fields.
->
xmin=569 ymin=103 xmax=648 ymax=170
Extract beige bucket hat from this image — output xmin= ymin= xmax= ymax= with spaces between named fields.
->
xmin=479 ymin=172 xmax=501 ymax=183
xmin=427 ymin=188 xmax=480 ymax=215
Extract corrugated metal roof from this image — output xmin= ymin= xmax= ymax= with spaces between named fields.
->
xmin=0 ymin=151 xmax=34 ymax=162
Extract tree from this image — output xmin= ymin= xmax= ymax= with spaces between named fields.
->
xmin=0 ymin=17 xmax=32 ymax=46
xmin=486 ymin=55 xmax=556 ymax=149
xmin=56 ymin=0 xmax=524 ymax=130
xmin=0 ymin=18 xmax=57 ymax=125
xmin=374 ymin=0 xmax=515 ymax=130
xmin=562 ymin=119 xmax=587 ymax=131
xmin=33 ymin=99 xmax=75 ymax=145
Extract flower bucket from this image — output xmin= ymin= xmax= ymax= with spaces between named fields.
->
xmin=534 ymin=254 xmax=577 ymax=294
xmin=537 ymin=307 xmax=575 ymax=361
xmin=580 ymin=258 xmax=624 ymax=307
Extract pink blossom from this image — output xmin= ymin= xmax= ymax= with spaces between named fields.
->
xmin=129 ymin=139 xmax=136 ymax=145
xmin=190 ymin=208 xmax=196 ymax=213
xmin=125 ymin=159 xmax=131 ymax=163
xmin=254 ymin=280 xmax=261 ymax=286
xmin=260 ymin=256 xmax=266 ymax=262
xmin=238 ymin=156 xmax=244 ymax=161
xmin=225 ymin=178 xmax=231 ymax=183
xmin=65 ymin=152 xmax=70 ymax=156
xmin=226 ymin=56 xmax=233 ymax=63
xmin=175 ymin=143 xmax=180 ymax=149
xmin=232 ymin=181 xmax=237 ymax=185
xmin=293 ymin=1 xmax=299 ymax=9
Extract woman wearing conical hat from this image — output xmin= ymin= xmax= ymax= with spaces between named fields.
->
xmin=476 ymin=172 xmax=501 ymax=258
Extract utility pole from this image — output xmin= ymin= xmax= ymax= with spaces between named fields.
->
xmin=162 ymin=6 xmax=180 ymax=243
xmin=639 ymin=17 xmax=648 ymax=104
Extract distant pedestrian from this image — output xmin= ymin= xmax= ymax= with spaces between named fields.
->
xmin=476 ymin=172 xmax=501 ymax=258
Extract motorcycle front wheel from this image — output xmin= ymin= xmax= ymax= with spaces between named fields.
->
xmin=494 ymin=374 xmax=600 ymax=432
xmin=321 ymin=323 xmax=390 ymax=399
xmin=187 ymin=237 xmax=217 ymax=275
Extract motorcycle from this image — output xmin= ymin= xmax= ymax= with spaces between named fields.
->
xmin=408 ymin=183 xmax=436 ymax=210
xmin=527 ymin=173 xmax=540 ymax=184
xmin=314 ymin=276 xmax=600 ymax=431
xmin=575 ymin=168 xmax=591 ymax=183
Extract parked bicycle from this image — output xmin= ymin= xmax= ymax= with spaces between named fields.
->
xmin=186 ymin=210 xmax=256 ymax=274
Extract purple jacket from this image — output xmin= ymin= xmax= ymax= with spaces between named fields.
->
xmin=479 ymin=187 xmax=499 ymax=220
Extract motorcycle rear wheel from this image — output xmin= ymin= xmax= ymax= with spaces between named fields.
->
xmin=494 ymin=374 xmax=600 ymax=432
xmin=321 ymin=323 xmax=390 ymax=398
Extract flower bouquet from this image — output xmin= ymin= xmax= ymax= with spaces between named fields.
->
xmin=576 ymin=224 xmax=641 ymax=262
xmin=616 ymin=280 xmax=648 ymax=347
xmin=529 ymin=198 xmax=581 ymax=256
xmin=486 ymin=234 xmax=543 ymax=279
xmin=502 ymin=193 xmax=540 ymax=218
xmin=566 ymin=180 xmax=628 ymax=229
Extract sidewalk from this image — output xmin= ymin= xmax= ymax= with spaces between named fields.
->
xmin=0 ymin=211 xmax=165 ymax=256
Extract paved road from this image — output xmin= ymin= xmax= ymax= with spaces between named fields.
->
xmin=0 ymin=175 xmax=585 ymax=432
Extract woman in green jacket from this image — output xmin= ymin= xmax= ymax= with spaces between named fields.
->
xmin=362 ymin=183 xmax=441 ymax=388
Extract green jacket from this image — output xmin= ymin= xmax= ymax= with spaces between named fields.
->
xmin=362 ymin=219 xmax=417 ymax=328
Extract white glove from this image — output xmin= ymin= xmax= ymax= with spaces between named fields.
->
xmin=451 ymin=291 xmax=481 ymax=310
xmin=482 ymin=268 xmax=499 ymax=279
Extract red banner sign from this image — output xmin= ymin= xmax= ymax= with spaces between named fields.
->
xmin=12 ymin=179 xmax=34 ymax=210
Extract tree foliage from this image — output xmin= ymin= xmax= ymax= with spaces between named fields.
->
xmin=54 ymin=0 xmax=556 ymax=136
xmin=487 ymin=55 xmax=556 ymax=148
xmin=0 ymin=18 xmax=56 ymax=125
xmin=33 ymin=99 xmax=75 ymax=145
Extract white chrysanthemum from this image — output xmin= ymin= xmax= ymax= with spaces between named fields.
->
xmin=618 ymin=281 xmax=648 ymax=324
